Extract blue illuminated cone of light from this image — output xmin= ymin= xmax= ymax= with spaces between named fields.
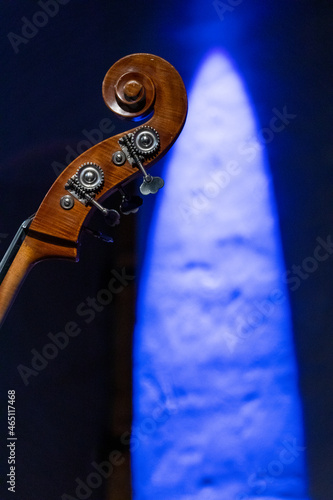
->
xmin=132 ymin=50 xmax=310 ymax=500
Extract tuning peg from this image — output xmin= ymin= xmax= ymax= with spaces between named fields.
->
xmin=120 ymin=193 xmax=143 ymax=215
xmin=139 ymin=174 xmax=164 ymax=195
xmin=118 ymin=133 xmax=165 ymax=196
xmin=75 ymin=191 xmax=120 ymax=227
xmin=104 ymin=209 xmax=121 ymax=227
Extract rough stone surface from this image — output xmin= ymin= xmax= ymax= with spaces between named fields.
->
xmin=132 ymin=51 xmax=310 ymax=500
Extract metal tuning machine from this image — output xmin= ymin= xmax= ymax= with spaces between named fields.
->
xmin=117 ymin=126 xmax=165 ymax=195
xmin=63 ymin=162 xmax=121 ymax=227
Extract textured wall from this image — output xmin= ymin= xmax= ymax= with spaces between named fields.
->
xmin=132 ymin=51 xmax=310 ymax=500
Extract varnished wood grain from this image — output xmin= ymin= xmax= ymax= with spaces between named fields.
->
xmin=0 ymin=236 xmax=77 ymax=325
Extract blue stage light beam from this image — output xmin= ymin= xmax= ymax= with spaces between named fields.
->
xmin=132 ymin=49 xmax=310 ymax=500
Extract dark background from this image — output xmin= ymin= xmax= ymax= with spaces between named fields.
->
xmin=0 ymin=1 xmax=332 ymax=499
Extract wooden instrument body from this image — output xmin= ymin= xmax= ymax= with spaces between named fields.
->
xmin=0 ymin=53 xmax=187 ymax=326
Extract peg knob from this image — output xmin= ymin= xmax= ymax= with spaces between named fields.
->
xmin=103 ymin=63 xmax=156 ymax=119
xmin=123 ymin=80 xmax=144 ymax=101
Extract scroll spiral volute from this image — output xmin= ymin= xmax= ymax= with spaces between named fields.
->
xmin=27 ymin=53 xmax=187 ymax=244
xmin=0 ymin=52 xmax=188 ymax=327
xmin=102 ymin=54 xmax=158 ymax=120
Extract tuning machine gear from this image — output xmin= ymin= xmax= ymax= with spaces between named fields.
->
xmin=74 ymin=163 xmax=104 ymax=192
xmin=64 ymin=162 xmax=120 ymax=226
xmin=131 ymin=126 xmax=160 ymax=158
xmin=65 ymin=163 xmax=104 ymax=204
xmin=118 ymin=127 xmax=164 ymax=195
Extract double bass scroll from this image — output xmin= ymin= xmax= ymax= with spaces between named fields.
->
xmin=0 ymin=53 xmax=188 ymax=326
